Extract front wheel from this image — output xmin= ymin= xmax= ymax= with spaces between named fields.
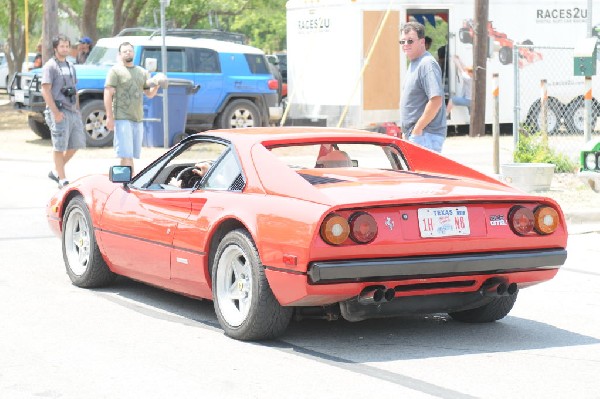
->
xmin=499 ymin=46 xmax=513 ymax=65
xmin=217 ymin=99 xmax=262 ymax=129
xmin=62 ymin=196 xmax=116 ymax=288
xmin=459 ymin=28 xmax=472 ymax=44
xmin=449 ymin=291 xmax=518 ymax=323
xmin=565 ymin=96 xmax=600 ymax=134
xmin=28 ymin=114 xmax=51 ymax=139
xmin=80 ymin=99 xmax=113 ymax=147
xmin=212 ymin=229 xmax=292 ymax=341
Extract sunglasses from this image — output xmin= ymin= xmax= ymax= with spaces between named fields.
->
xmin=399 ymin=39 xmax=416 ymax=45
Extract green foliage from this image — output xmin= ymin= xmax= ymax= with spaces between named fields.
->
xmin=135 ymin=0 xmax=286 ymax=52
xmin=514 ymin=133 xmax=577 ymax=173
xmin=424 ymin=19 xmax=448 ymax=59
xmin=2 ymin=0 xmax=286 ymax=58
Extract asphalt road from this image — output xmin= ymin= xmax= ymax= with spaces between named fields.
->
xmin=0 ymin=136 xmax=599 ymax=398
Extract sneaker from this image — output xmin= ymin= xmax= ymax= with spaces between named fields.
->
xmin=48 ymin=170 xmax=59 ymax=183
xmin=58 ymin=180 xmax=69 ymax=189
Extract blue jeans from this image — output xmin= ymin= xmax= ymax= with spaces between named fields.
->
xmin=114 ymin=120 xmax=144 ymax=159
xmin=408 ymin=132 xmax=445 ymax=153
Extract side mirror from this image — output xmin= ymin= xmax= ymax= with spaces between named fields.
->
xmin=109 ymin=166 xmax=132 ymax=183
xmin=145 ymin=57 xmax=157 ymax=72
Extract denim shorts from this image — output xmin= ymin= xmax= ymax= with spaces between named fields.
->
xmin=114 ymin=120 xmax=144 ymax=159
xmin=408 ymin=132 xmax=446 ymax=153
xmin=451 ymin=96 xmax=471 ymax=107
xmin=44 ymin=109 xmax=86 ymax=152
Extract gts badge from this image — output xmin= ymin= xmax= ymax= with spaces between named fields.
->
xmin=490 ymin=215 xmax=507 ymax=226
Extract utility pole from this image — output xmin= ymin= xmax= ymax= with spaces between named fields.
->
xmin=470 ymin=0 xmax=489 ymax=137
xmin=43 ymin=0 xmax=58 ymax=63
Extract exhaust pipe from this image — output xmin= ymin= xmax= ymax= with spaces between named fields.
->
xmin=384 ymin=288 xmax=396 ymax=302
xmin=358 ymin=286 xmax=385 ymax=304
xmin=496 ymin=283 xmax=508 ymax=296
xmin=480 ymin=278 xmax=518 ymax=297
xmin=480 ymin=277 xmax=508 ymax=297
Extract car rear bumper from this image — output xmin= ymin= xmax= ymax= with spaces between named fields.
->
xmin=307 ymin=248 xmax=567 ymax=284
xmin=269 ymin=105 xmax=283 ymax=121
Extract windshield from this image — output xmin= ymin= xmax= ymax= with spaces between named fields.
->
xmin=85 ymin=46 xmax=119 ymax=66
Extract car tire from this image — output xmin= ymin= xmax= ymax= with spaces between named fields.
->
xmin=212 ymin=229 xmax=292 ymax=341
xmin=565 ymin=96 xmax=600 ymax=134
xmin=62 ymin=196 xmax=116 ymax=288
xmin=459 ymin=28 xmax=472 ymax=44
xmin=217 ymin=99 xmax=262 ymax=129
xmin=80 ymin=99 xmax=114 ymax=147
xmin=27 ymin=114 xmax=51 ymax=139
xmin=499 ymin=46 xmax=513 ymax=65
xmin=525 ymin=97 xmax=564 ymax=135
xmin=448 ymin=291 xmax=518 ymax=323
xmin=172 ymin=132 xmax=188 ymax=145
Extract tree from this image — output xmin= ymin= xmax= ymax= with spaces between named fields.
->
xmin=1 ymin=0 xmax=286 ymax=76
xmin=59 ymin=0 xmax=101 ymax=43
xmin=2 ymin=0 xmax=42 ymax=79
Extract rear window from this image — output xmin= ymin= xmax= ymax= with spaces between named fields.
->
xmin=268 ymin=143 xmax=408 ymax=171
xmin=244 ymin=54 xmax=270 ymax=74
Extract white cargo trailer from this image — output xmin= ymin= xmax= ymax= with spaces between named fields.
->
xmin=285 ymin=0 xmax=597 ymax=132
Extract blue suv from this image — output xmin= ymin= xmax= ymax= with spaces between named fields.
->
xmin=10 ymin=29 xmax=282 ymax=147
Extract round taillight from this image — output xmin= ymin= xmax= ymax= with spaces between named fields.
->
xmin=349 ymin=212 xmax=378 ymax=244
xmin=509 ymin=206 xmax=535 ymax=235
xmin=534 ymin=206 xmax=559 ymax=235
xmin=320 ymin=214 xmax=350 ymax=245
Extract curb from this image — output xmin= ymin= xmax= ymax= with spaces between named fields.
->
xmin=564 ymin=210 xmax=600 ymax=225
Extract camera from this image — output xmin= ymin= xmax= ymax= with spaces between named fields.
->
xmin=61 ymin=86 xmax=76 ymax=98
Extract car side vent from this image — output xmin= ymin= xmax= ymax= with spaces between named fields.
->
xmin=299 ymin=173 xmax=347 ymax=185
xmin=229 ymin=174 xmax=245 ymax=191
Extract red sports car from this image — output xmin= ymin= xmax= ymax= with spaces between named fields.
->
xmin=47 ymin=127 xmax=568 ymax=341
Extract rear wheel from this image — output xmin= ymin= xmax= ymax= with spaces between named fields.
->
xmin=80 ymin=99 xmax=113 ymax=147
xmin=212 ymin=229 xmax=292 ymax=340
xmin=217 ymin=99 xmax=262 ymax=129
xmin=27 ymin=114 xmax=51 ymax=139
xmin=62 ymin=196 xmax=116 ymax=288
xmin=449 ymin=292 xmax=518 ymax=323
xmin=525 ymin=98 xmax=564 ymax=135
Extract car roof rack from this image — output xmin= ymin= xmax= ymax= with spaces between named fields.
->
xmin=115 ymin=27 xmax=246 ymax=44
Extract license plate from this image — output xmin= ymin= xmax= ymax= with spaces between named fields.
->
xmin=418 ymin=206 xmax=470 ymax=238
xmin=14 ymin=90 xmax=24 ymax=103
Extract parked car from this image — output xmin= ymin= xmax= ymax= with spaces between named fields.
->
xmin=274 ymin=52 xmax=287 ymax=83
xmin=9 ymin=29 xmax=282 ymax=147
xmin=0 ymin=52 xmax=36 ymax=91
xmin=47 ymin=127 xmax=568 ymax=341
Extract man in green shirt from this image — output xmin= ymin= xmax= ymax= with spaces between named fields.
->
xmin=104 ymin=42 xmax=162 ymax=174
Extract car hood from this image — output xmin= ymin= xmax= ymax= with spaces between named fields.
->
xmin=74 ymin=64 xmax=111 ymax=90
xmin=296 ymin=169 xmax=526 ymax=206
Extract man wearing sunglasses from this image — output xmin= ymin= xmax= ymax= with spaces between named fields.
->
xmin=399 ymin=22 xmax=446 ymax=152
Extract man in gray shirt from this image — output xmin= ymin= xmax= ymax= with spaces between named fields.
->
xmin=41 ymin=34 xmax=86 ymax=188
xmin=400 ymin=22 xmax=446 ymax=152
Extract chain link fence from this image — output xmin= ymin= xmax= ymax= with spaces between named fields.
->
xmin=514 ymin=44 xmax=600 ymax=161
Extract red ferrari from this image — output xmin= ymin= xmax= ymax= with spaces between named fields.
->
xmin=47 ymin=127 xmax=568 ymax=341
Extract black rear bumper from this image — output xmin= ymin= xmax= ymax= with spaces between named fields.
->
xmin=307 ymin=249 xmax=567 ymax=284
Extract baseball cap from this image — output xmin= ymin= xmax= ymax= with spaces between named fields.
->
xmin=79 ymin=37 xmax=92 ymax=44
